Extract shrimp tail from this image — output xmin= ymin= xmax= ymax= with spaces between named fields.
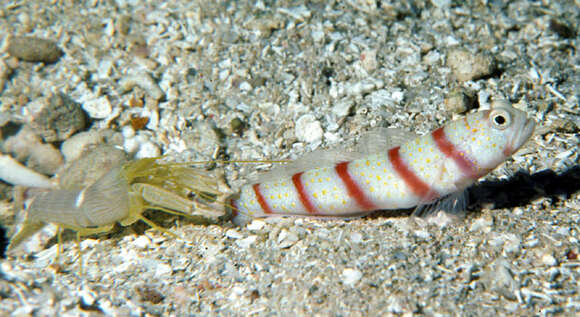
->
xmin=8 ymin=219 xmax=46 ymax=252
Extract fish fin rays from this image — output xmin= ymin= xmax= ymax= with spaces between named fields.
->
xmin=251 ymin=127 xmax=418 ymax=184
xmin=412 ymin=189 xmax=469 ymax=219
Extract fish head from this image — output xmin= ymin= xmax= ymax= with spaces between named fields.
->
xmin=485 ymin=100 xmax=536 ymax=158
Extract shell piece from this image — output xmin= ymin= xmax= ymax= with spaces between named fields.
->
xmin=0 ymin=155 xmax=54 ymax=188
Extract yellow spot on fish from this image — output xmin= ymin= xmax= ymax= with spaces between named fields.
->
xmin=376 ymin=175 xmax=381 ymax=180
xmin=492 ymin=144 xmax=497 ymax=148
xmin=270 ymin=195 xmax=275 ymax=199
xmin=418 ymin=148 xmax=423 ymax=152
xmin=291 ymin=202 xmax=296 ymax=207
xmin=322 ymin=189 xmax=327 ymax=195
xmin=326 ymin=177 xmax=331 ymax=181
xmin=285 ymin=193 xmax=289 ymax=197
xmin=377 ymin=161 xmax=381 ymax=166
xmin=366 ymin=160 xmax=370 ymax=166
xmin=426 ymin=158 xmax=431 ymax=163
xmin=313 ymin=193 xmax=318 ymax=198
xmin=370 ymin=187 xmax=375 ymax=192
xmin=342 ymin=200 xmax=347 ymax=205
xmin=278 ymin=194 xmax=282 ymax=199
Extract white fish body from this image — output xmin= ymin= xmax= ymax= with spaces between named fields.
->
xmin=229 ymin=100 xmax=535 ymax=221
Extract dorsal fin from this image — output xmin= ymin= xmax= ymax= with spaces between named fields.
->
xmin=354 ymin=127 xmax=418 ymax=154
xmin=250 ymin=127 xmax=418 ymax=184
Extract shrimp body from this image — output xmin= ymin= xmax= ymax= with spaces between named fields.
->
xmin=9 ymin=158 xmax=222 ymax=249
xmin=229 ymin=100 xmax=535 ymax=220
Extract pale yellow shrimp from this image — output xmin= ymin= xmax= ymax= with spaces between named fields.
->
xmin=8 ymin=157 xmax=224 ymax=251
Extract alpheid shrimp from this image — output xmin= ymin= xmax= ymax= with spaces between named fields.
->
xmin=8 ymin=157 xmax=224 ymax=251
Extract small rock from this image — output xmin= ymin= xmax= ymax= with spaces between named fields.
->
xmin=444 ymin=89 xmax=476 ymax=114
xmin=414 ymin=230 xmax=431 ymax=240
xmin=541 ymin=253 xmax=558 ymax=267
xmin=26 ymin=143 xmax=63 ymax=175
xmin=295 ymin=114 xmax=323 ymax=144
xmin=135 ymin=141 xmax=160 ymax=159
xmin=132 ymin=235 xmax=151 ymax=250
xmin=7 ymin=36 xmax=63 ymax=63
xmin=119 ymin=72 xmax=165 ymax=101
xmin=549 ymin=19 xmax=576 ymax=39
xmin=26 ymin=93 xmax=87 ymax=143
xmin=82 ymin=96 xmax=113 ymax=119
xmin=247 ymin=219 xmax=265 ymax=231
xmin=484 ymin=258 xmax=518 ymax=300
xmin=342 ymin=268 xmax=362 ymax=286
xmin=225 ymin=229 xmax=243 ymax=239
xmin=236 ymin=235 xmax=257 ymax=248
xmin=60 ymin=131 xmax=104 ymax=163
xmin=551 ymin=119 xmax=578 ymax=134
xmin=447 ymin=48 xmax=496 ymax=82
xmin=470 ymin=215 xmax=493 ymax=232
xmin=2 ymin=125 xmax=42 ymax=161
xmin=277 ymin=229 xmax=299 ymax=249
xmin=361 ymin=49 xmax=378 ymax=72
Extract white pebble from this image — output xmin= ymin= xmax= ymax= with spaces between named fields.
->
xmin=342 ymin=268 xmax=362 ymax=286
xmin=541 ymin=253 xmax=558 ymax=267
xmin=82 ymin=96 xmax=112 ymax=119
xmin=247 ymin=219 xmax=266 ymax=231
xmin=120 ymin=72 xmax=165 ymax=100
xmin=122 ymin=125 xmax=136 ymax=138
xmin=295 ymin=114 xmax=323 ymax=143
xmin=277 ymin=229 xmax=299 ymax=249
xmin=135 ymin=141 xmax=160 ymax=159
xmin=79 ymin=287 xmax=97 ymax=306
xmin=431 ymin=0 xmax=451 ymax=7
xmin=225 ymin=229 xmax=243 ymax=239
xmin=470 ymin=216 xmax=493 ymax=232
xmin=236 ymin=235 xmax=257 ymax=248
xmin=414 ymin=230 xmax=431 ymax=240
xmin=123 ymin=137 xmax=140 ymax=154
xmin=132 ymin=235 xmax=151 ymax=250
xmin=239 ymin=81 xmax=252 ymax=92
xmin=60 ymin=131 xmax=103 ymax=162
xmin=155 ymin=262 xmax=172 ymax=276
xmin=349 ymin=232 xmax=363 ymax=244
xmin=0 ymin=154 xmax=54 ymax=188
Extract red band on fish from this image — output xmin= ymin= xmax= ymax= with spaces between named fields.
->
xmin=335 ymin=162 xmax=377 ymax=211
xmin=228 ymin=197 xmax=239 ymax=217
xmin=388 ymin=147 xmax=437 ymax=200
xmin=432 ymin=127 xmax=478 ymax=179
xmin=252 ymin=183 xmax=273 ymax=214
xmin=292 ymin=172 xmax=318 ymax=214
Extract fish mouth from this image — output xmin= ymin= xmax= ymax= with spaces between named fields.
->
xmin=506 ymin=117 xmax=536 ymax=156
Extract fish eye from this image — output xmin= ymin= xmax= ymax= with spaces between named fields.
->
xmin=490 ymin=109 xmax=511 ymax=130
